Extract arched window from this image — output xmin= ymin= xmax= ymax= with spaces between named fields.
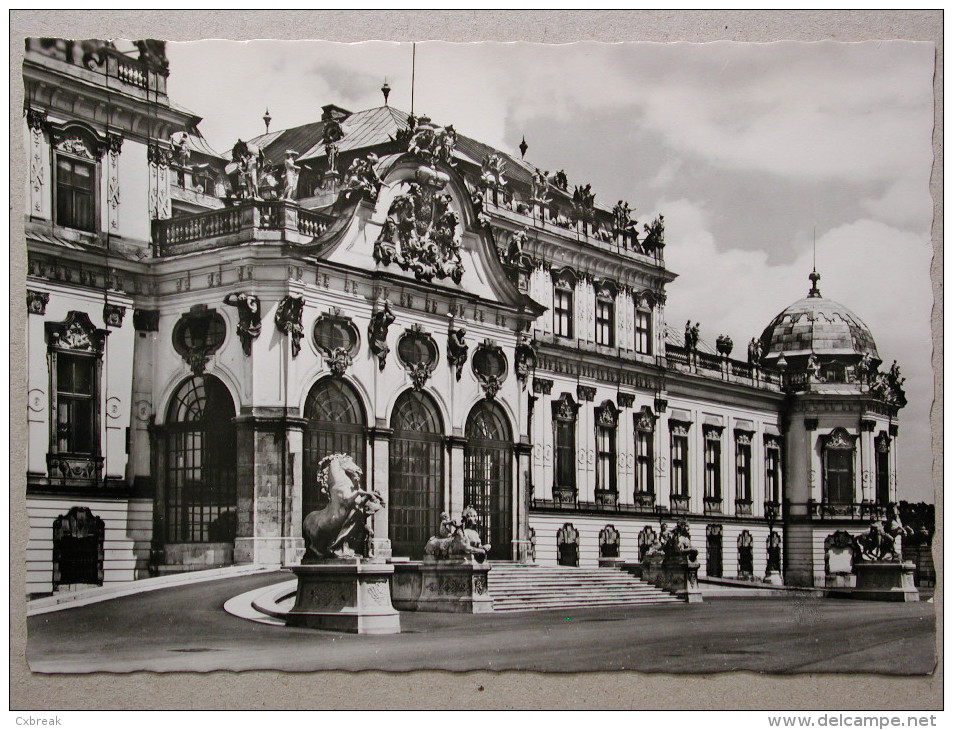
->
xmin=706 ymin=524 xmax=723 ymax=578
xmin=303 ymin=378 xmax=367 ymax=521
xmin=635 ymin=407 xmax=656 ymax=507
xmin=766 ymin=531 xmax=782 ymax=574
xmin=638 ymin=525 xmax=657 ymax=561
xmin=737 ymin=530 xmax=754 ymax=579
xmin=464 ymin=400 xmax=513 ymax=561
xmin=52 ymin=506 xmax=104 ymax=590
xmin=557 ymin=523 xmax=579 ymax=567
xmin=165 ymin=375 xmax=236 ymax=543
xmin=599 ymin=524 xmax=620 ymax=558
xmin=389 ymin=390 xmax=444 ymax=559
xmin=823 ymin=429 xmax=856 ymax=506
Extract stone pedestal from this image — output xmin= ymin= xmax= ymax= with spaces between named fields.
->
xmin=852 ymin=561 xmax=919 ymax=602
xmin=415 ymin=561 xmax=494 ymax=613
xmin=763 ymin=570 xmax=784 ymax=586
xmin=286 ymin=560 xmax=400 ymax=633
xmin=642 ymin=555 xmax=703 ymax=603
xmin=391 ymin=561 xmax=423 ymax=610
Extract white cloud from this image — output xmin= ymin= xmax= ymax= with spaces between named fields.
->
xmin=663 ymin=201 xmax=935 ymax=501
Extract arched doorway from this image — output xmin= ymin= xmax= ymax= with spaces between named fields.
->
xmin=464 ymin=400 xmax=513 ymax=560
xmin=389 ymin=390 xmax=444 ymax=558
xmin=302 ymin=378 xmax=367 ymax=521
xmin=165 ymin=375 xmax=237 ymax=545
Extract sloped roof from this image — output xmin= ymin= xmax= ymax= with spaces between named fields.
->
xmin=246 ymin=119 xmax=329 ymax=166
xmin=298 ymin=106 xmax=409 ymax=161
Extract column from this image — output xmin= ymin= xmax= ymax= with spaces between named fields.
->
xmin=514 ymin=440 xmax=533 ymax=561
xmin=446 ymin=433 xmax=467 ymax=517
xmin=367 ymin=424 xmax=392 ymax=560
xmin=860 ymin=418 xmax=876 ymax=506
xmin=654 ymin=395 xmax=669 ymax=510
xmin=888 ymin=423 xmax=900 ymax=502
xmin=233 ymin=413 xmax=307 ymax=566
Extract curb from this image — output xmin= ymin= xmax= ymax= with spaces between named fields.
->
xmin=27 ymin=564 xmax=280 ymax=616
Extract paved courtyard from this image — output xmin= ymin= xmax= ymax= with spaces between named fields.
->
xmin=26 ymin=571 xmax=936 ymax=674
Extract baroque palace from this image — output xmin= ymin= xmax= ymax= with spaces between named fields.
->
xmin=22 ymin=39 xmax=912 ymax=596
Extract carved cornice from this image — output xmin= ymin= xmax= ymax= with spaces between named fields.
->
xmin=860 ymin=418 xmax=876 ymax=433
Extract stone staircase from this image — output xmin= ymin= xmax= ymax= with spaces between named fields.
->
xmin=487 ymin=562 xmax=683 ymax=611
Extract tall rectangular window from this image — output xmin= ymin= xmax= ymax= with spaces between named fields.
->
xmin=54 ymin=353 xmax=97 ymax=454
xmin=554 ymin=288 xmax=573 ymax=338
xmin=876 ymin=434 xmax=890 ymax=505
xmin=735 ymin=434 xmax=752 ymax=502
xmin=595 ymin=299 xmax=614 ymax=347
xmin=704 ymin=429 xmax=722 ymax=501
xmin=596 ymin=424 xmax=617 ymax=493
xmin=635 ymin=310 xmax=652 ymax=355
xmin=823 ymin=430 xmax=855 ymax=505
xmin=765 ymin=439 xmax=781 ymax=504
xmin=637 ymin=431 xmax=654 ymax=494
xmin=56 ymin=155 xmax=96 ymax=232
xmin=670 ymin=428 xmax=689 ymax=497
xmin=555 ymin=420 xmax=576 ymax=489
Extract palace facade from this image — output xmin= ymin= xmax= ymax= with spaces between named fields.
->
xmin=22 ymin=39 xmax=910 ymax=596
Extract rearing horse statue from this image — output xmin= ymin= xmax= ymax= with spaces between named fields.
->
xmin=302 ymin=453 xmax=385 ymax=561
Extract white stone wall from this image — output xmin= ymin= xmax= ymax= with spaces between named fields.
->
xmin=26 ymin=496 xmax=151 ymax=596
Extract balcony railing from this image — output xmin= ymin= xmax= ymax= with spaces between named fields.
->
xmin=807 ymin=500 xmax=886 ymax=521
xmin=664 ymin=343 xmax=782 ymax=390
xmin=152 ymin=200 xmax=334 ymax=256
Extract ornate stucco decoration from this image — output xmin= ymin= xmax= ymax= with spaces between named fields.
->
xmin=552 ymin=392 xmax=579 ymax=421
xmin=635 ymin=406 xmax=656 ymax=432
xmin=105 ymin=132 xmax=123 ymax=232
xmin=617 ymin=393 xmax=635 ymax=409
xmin=46 ymin=311 xmax=107 ymax=353
xmin=472 ymin=339 xmax=508 ymax=400
xmin=577 ymin=385 xmax=596 ymax=403
xmin=342 ymin=153 xmax=382 ymax=202
xmin=612 ymin=200 xmax=639 ymax=240
xmin=103 ymin=303 xmax=126 ymax=328
xmin=595 ymin=400 xmax=619 ymax=427
xmin=533 ymin=377 xmax=553 ymax=395
xmin=148 ymin=141 xmax=173 ymax=219
xmin=405 ymin=115 xmax=457 ymax=167
xmin=643 ymin=214 xmax=665 ymax=252
xmin=54 ymin=132 xmax=100 ymax=161
xmin=27 ymin=290 xmax=49 ymax=315
xmin=446 ymin=317 xmax=468 ymax=382
xmin=367 ymin=299 xmax=396 ymax=371
xmin=223 ymin=292 xmax=262 ymax=356
xmin=327 ymin=347 xmax=353 ymax=377
xmin=531 ymin=168 xmax=551 ymax=203
xmin=374 ymin=167 xmax=464 ymax=284
xmin=502 ymin=228 xmax=529 ymax=267
xmin=514 ymin=334 xmax=537 ymax=390
xmin=824 ymin=428 xmax=855 ymax=451
xmin=172 ymin=306 xmax=226 ymax=377
xmin=870 ymin=360 xmax=907 ymax=408
xmin=398 ymin=324 xmax=439 ymax=391
xmin=479 ymin=153 xmax=506 ymax=191
xmin=571 ymin=184 xmax=595 ymax=225
xmin=275 ymin=294 xmax=305 ymax=357
xmin=26 ymin=109 xmax=47 ymax=215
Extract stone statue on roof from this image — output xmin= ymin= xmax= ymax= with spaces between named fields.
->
xmin=282 ymin=150 xmax=300 ymax=201
xmin=531 ymin=168 xmax=550 ymax=203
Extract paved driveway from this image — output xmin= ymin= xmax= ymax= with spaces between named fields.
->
xmin=26 ymin=571 xmax=936 ymax=674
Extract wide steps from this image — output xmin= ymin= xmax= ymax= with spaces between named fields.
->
xmin=486 ymin=563 xmax=682 ymax=612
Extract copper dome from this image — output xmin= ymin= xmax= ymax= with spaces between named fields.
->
xmin=759 ymin=271 xmax=880 ymax=366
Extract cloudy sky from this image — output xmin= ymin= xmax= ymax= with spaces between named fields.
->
xmin=164 ymin=40 xmax=936 ymax=502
